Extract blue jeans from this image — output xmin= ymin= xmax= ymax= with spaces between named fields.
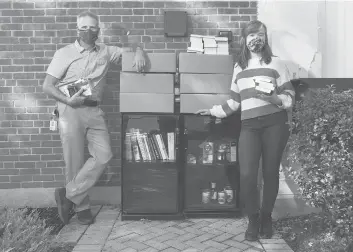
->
xmin=239 ymin=111 xmax=290 ymax=215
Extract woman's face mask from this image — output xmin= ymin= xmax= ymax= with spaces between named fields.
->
xmin=78 ymin=28 xmax=99 ymax=45
xmin=246 ymin=28 xmax=266 ymax=53
xmin=247 ymin=36 xmax=265 ymax=53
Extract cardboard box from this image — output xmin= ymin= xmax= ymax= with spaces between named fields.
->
xmin=180 ymin=74 xmax=232 ymax=94
xmin=122 ymin=52 xmax=177 ymax=73
xmin=120 ymin=93 xmax=174 ymax=113
xmin=180 ymin=94 xmax=230 ymax=113
xmin=178 ymin=53 xmax=234 ymax=74
xmin=120 ymin=73 xmax=174 ymax=93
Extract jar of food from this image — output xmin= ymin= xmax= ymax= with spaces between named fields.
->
xmin=202 ymin=189 xmax=211 ymax=204
xmin=224 ymin=185 xmax=234 ymax=203
xmin=217 ymin=191 xmax=226 ymax=204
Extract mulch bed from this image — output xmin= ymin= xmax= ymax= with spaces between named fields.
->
xmin=274 ymin=212 xmax=352 ymax=252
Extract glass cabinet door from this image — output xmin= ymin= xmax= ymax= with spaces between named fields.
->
xmin=122 ymin=114 xmax=180 ymax=214
xmin=183 ymin=114 xmax=240 ymax=213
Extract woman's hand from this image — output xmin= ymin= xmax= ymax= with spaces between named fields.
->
xmin=195 ymin=109 xmax=211 ymax=116
xmin=256 ymin=90 xmax=282 ymax=106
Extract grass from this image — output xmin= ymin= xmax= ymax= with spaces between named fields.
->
xmin=0 ymin=207 xmax=76 ymax=252
xmin=274 ymin=212 xmax=353 ymax=252
xmin=19 ymin=207 xmax=75 ymax=235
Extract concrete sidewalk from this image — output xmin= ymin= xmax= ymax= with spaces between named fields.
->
xmin=58 ymin=205 xmax=294 ymax=252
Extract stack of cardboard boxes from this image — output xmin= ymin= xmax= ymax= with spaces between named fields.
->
xmin=178 ymin=53 xmax=234 ymax=113
xmin=120 ymin=52 xmax=177 ymax=113
xmin=120 ymin=53 xmax=234 ymax=114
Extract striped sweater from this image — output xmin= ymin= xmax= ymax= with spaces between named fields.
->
xmin=210 ymin=57 xmax=295 ymax=120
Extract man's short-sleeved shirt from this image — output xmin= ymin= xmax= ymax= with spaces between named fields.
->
xmin=46 ymin=40 xmax=123 ymax=102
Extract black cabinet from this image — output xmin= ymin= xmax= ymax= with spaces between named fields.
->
xmin=121 ymin=113 xmax=241 ymax=220
xmin=182 ymin=114 xmax=240 ymax=218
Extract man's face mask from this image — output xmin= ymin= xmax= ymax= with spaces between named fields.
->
xmin=78 ymin=28 xmax=99 ymax=44
xmin=247 ymin=36 xmax=265 ymax=53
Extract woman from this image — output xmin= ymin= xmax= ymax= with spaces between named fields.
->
xmin=196 ymin=20 xmax=295 ymax=241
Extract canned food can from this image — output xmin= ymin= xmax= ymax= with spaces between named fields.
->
xmin=203 ymin=142 xmax=214 ymax=164
xmin=217 ymin=191 xmax=226 ymax=204
xmin=216 ymin=152 xmax=222 ymax=161
xmin=224 ymin=186 xmax=234 ymax=203
xmin=202 ymin=189 xmax=211 ymax=204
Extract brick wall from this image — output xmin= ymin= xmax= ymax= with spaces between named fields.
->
xmin=0 ymin=0 xmax=257 ymax=189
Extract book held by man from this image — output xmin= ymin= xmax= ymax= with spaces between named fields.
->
xmin=59 ymin=78 xmax=92 ymax=97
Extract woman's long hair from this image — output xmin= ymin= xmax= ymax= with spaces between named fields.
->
xmin=237 ymin=20 xmax=274 ymax=70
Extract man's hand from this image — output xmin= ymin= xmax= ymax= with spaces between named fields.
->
xmin=195 ymin=109 xmax=211 ymax=116
xmin=133 ymin=48 xmax=146 ymax=72
xmin=67 ymin=87 xmax=87 ymax=107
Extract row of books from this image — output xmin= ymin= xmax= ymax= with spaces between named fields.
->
xmin=187 ymin=34 xmax=229 ymax=55
xmin=125 ymin=128 xmax=176 ymax=162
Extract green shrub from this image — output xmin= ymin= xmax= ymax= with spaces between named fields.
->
xmin=0 ymin=207 xmax=62 ymax=252
xmin=287 ymin=85 xmax=353 ymax=238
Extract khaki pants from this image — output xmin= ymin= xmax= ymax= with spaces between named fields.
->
xmin=58 ymin=103 xmax=113 ymax=212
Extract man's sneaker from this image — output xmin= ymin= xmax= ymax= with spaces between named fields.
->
xmin=260 ymin=212 xmax=273 ymax=238
xmin=245 ymin=213 xmax=260 ymax=241
xmin=55 ymin=188 xmax=73 ymax=225
xmin=77 ymin=209 xmax=94 ymax=225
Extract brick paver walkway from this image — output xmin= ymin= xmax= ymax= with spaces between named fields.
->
xmin=60 ymin=206 xmax=293 ymax=252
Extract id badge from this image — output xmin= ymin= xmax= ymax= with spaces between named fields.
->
xmin=50 ymin=109 xmax=58 ymax=131
xmin=50 ymin=119 xmax=58 ymax=131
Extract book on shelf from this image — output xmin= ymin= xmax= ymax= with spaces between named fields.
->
xmin=167 ymin=132 xmax=175 ymax=160
xmin=125 ymin=133 xmax=133 ymax=161
xmin=125 ymin=128 xmax=176 ymax=162
xmin=129 ymin=132 xmax=141 ymax=162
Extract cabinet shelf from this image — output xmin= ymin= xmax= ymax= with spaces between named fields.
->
xmin=186 ymin=162 xmax=238 ymax=167
xmin=125 ymin=160 xmax=177 ymax=164
xmin=121 ymin=113 xmax=241 ymax=220
xmin=185 ymin=203 xmax=237 ymax=211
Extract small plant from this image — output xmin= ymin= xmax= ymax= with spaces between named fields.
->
xmin=0 ymin=207 xmax=62 ymax=252
xmin=287 ymin=84 xmax=353 ymax=242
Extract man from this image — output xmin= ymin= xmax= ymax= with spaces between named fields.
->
xmin=43 ymin=11 xmax=146 ymax=225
